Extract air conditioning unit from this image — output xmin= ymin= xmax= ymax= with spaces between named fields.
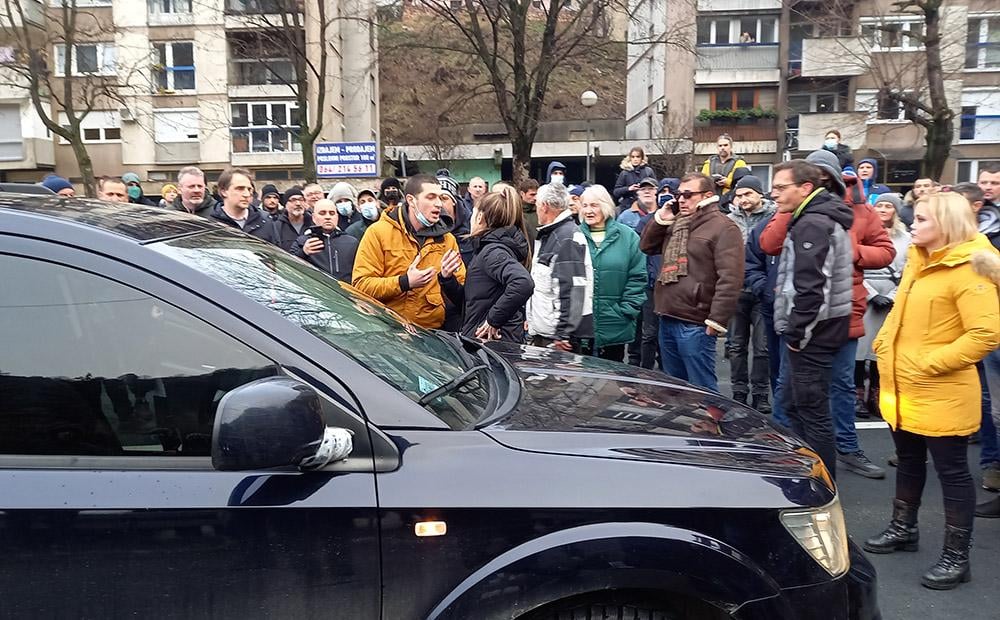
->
xmin=119 ymin=107 xmax=136 ymax=122
xmin=655 ymin=100 xmax=667 ymax=114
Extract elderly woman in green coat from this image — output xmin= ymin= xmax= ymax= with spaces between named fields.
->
xmin=579 ymin=185 xmax=648 ymax=362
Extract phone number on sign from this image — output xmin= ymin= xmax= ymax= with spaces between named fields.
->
xmin=317 ymin=164 xmax=378 ymax=175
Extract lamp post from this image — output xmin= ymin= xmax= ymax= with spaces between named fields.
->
xmin=580 ymin=90 xmax=598 ymax=183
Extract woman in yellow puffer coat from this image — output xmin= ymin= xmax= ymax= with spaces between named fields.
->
xmin=863 ymin=192 xmax=1000 ymax=591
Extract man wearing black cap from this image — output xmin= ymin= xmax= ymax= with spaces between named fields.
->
xmin=618 ymin=177 xmax=658 ymax=231
xmin=260 ymin=184 xmax=282 ymax=220
xmin=726 ymin=175 xmax=776 ymax=411
xmin=272 ymin=186 xmax=313 ymax=253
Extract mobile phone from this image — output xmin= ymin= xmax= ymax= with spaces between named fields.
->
xmin=670 ymin=200 xmax=680 ymax=215
xmin=309 ymin=225 xmax=326 ymax=237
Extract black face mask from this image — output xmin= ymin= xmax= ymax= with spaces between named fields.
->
xmin=383 ymin=189 xmax=401 ymax=204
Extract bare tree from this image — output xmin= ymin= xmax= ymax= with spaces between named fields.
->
xmin=0 ymin=0 xmax=141 ymax=196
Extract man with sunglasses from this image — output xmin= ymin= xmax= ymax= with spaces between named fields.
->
xmin=639 ymin=173 xmax=744 ymax=392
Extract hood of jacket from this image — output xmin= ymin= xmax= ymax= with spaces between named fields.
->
xmin=477 ymin=225 xmax=530 ymax=262
xmin=385 ymin=203 xmax=455 ymax=240
xmin=971 ymin=246 xmax=1000 ymax=284
xmin=546 ymin=161 xmax=567 ymax=183
xmin=619 ymin=157 xmax=649 ymax=172
xmin=728 ymin=198 xmax=776 ymax=220
xmin=977 ymin=202 xmax=1000 ymax=238
xmin=797 ymin=189 xmax=854 ymax=230
xmin=806 ymin=149 xmax=847 ymax=197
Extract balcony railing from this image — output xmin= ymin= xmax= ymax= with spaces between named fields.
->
xmin=694 ymin=118 xmax=777 ymax=142
xmin=696 ymin=43 xmax=780 ymax=72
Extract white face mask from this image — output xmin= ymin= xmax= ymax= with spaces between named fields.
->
xmin=550 ymin=174 xmax=565 ymax=185
xmin=824 ymin=138 xmax=838 ymax=150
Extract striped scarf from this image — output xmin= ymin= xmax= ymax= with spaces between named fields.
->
xmin=656 ymin=213 xmax=692 ymax=285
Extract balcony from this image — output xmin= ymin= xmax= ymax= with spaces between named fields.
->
xmin=801 ymin=37 xmax=868 ymax=77
xmin=795 ymin=112 xmax=869 ymax=151
xmin=697 ymin=0 xmax=781 ymax=11
xmin=693 ymin=118 xmax=778 ymax=143
xmin=695 ymin=44 xmax=780 ymax=85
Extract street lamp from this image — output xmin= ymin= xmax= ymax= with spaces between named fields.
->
xmin=580 ymin=90 xmax=598 ymax=183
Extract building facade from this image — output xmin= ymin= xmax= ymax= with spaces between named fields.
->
xmin=0 ymin=0 xmax=379 ymax=193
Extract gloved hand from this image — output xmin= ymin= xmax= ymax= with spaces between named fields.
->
xmin=870 ymin=295 xmax=894 ymax=310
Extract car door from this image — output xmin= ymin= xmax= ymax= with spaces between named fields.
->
xmin=0 ymin=245 xmax=380 ymax=619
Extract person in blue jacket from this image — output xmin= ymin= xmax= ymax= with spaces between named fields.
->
xmin=744 ymin=215 xmax=784 ymax=426
xmin=857 ymin=158 xmax=891 ymax=205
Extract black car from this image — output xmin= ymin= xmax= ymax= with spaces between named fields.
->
xmin=0 ymin=196 xmax=880 ymax=619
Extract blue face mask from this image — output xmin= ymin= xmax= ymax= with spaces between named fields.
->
xmin=658 ymin=193 xmax=674 ymax=207
xmin=335 ymin=201 xmax=354 ymax=217
xmin=824 ymin=139 xmax=838 ymax=150
xmin=415 ymin=209 xmax=433 ymax=227
xmin=360 ymin=202 xmax=379 ymax=221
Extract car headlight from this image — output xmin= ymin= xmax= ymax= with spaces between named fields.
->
xmin=780 ymin=496 xmax=850 ymax=577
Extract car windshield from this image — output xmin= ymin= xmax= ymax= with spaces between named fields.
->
xmin=151 ymin=230 xmax=488 ymax=429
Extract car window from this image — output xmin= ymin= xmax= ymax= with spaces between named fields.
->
xmin=151 ymin=231 xmax=489 ymax=429
xmin=0 ymin=255 xmax=279 ymax=456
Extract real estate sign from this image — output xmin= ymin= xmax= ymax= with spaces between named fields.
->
xmin=315 ymin=142 xmax=379 ymax=178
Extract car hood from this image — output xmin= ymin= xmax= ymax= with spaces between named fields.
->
xmin=480 ymin=342 xmax=827 ymax=483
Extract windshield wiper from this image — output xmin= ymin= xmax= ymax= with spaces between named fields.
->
xmin=417 ymin=364 xmax=489 ymax=406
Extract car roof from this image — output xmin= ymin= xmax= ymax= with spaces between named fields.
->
xmin=0 ymin=192 xmax=218 ymax=243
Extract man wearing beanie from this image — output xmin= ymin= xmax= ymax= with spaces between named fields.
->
xmin=40 ymin=174 xmax=76 ymax=197
xmin=726 ymin=175 xmax=776 ymax=412
xmin=122 ymin=172 xmax=156 ymax=206
xmin=761 ymin=149 xmax=894 ymax=479
xmin=436 ymin=170 xmax=474 ymax=269
xmin=380 ymin=177 xmax=403 ymax=209
xmin=260 ymin=184 xmax=282 ymax=220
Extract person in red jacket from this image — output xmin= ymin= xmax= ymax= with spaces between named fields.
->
xmin=760 ymin=149 xmax=895 ymax=479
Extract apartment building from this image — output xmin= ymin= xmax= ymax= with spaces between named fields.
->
xmin=635 ymin=0 xmax=998 ymax=188
xmin=0 ymin=0 xmax=379 ymax=191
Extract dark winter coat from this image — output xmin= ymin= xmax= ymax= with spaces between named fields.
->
xmin=171 ymin=193 xmax=217 ymax=218
xmin=612 ymin=159 xmax=656 ymax=211
xmin=580 ymin=218 xmax=647 ymax=348
xmin=639 ymin=205 xmax=745 ymax=328
xmin=292 ymin=227 xmax=359 ymax=283
xmin=744 ymin=216 xmax=779 ymax=319
xmin=635 ymin=213 xmax=662 ymax=290
xmin=209 ymin=204 xmax=276 ymax=244
xmin=460 ymin=227 xmax=535 ymax=342
xmin=773 ymin=189 xmax=854 ymax=351
xmin=129 ymin=192 xmax=157 ymax=208
xmin=824 ymin=143 xmax=855 ymax=171
xmin=272 ymin=211 xmax=315 ymax=253
xmin=977 ymin=201 xmax=1000 ymax=251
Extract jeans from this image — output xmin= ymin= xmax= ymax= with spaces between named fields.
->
xmin=629 ymin=289 xmax=660 ymax=370
xmin=784 ymin=341 xmax=838 ymax=480
xmin=727 ymin=291 xmax=770 ymax=397
xmin=831 ymin=339 xmax=861 ymax=454
xmin=764 ymin=313 xmax=788 ymax=426
xmin=893 ymin=429 xmax=976 ymax=529
xmin=659 ymin=316 xmax=719 ymax=393
xmin=977 ymin=360 xmax=999 ymax=467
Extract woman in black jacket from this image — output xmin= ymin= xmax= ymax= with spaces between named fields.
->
xmin=612 ymin=146 xmax=656 ymax=212
xmin=461 ymin=187 xmax=535 ymax=343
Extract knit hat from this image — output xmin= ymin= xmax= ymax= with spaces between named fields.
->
xmin=160 ymin=183 xmax=177 ymax=195
xmin=328 ymin=181 xmax=358 ymax=204
xmin=734 ymin=175 xmax=764 ymax=196
xmin=40 ymin=175 xmax=73 ymax=194
xmin=261 ymin=184 xmax=280 ymax=198
xmin=805 ymin=149 xmax=846 ymax=196
xmin=436 ymin=172 xmax=461 ymax=205
xmin=873 ymin=192 xmax=903 ymax=212
xmin=122 ymin=172 xmax=141 ymax=184
xmin=282 ymin=186 xmax=304 ymax=205
xmin=380 ymin=177 xmax=402 ymax=193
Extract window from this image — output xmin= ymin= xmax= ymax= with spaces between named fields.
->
xmin=230 ymin=101 xmax=301 ymax=153
xmin=0 ymin=104 xmax=23 ymax=161
xmin=966 ymin=15 xmax=1000 ymax=70
xmin=956 ymin=159 xmax=1000 ymax=183
xmin=855 ymin=89 xmax=917 ymax=122
xmin=749 ymin=164 xmax=771 ymax=188
xmin=226 ymin=0 xmax=291 ymax=13
xmin=228 ymin=32 xmax=297 ymax=86
xmin=0 ymin=255 xmax=280 ymax=457
xmin=860 ymin=16 xmax=924 ymax=51
xmin=154 ymin=109 xmax=199 ymax=142
xmin=959 ymin=90 xmax=1000 ymax=143
xmin=149 ymin=0 xmax=191 ymax=13
xmin=57 ymin=110 xmax=121 ymax=143
xmin=710 ymin=88 xmax=760 ymax=110
xmin=153 ymin=41 xmax=195 ymax=92
xmin=54 ymin=43 xmax=116 ymax=76
xmin=697 ymin=16 xmax=779 ymax=45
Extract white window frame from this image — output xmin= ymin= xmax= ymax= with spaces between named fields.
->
xmin=965 ymin=13 xmax=1000 ymax=71
xmin=152 ymin=41 xmax=195 ymax=93
xmin=54 ymin=43 xmax=117 ymax=77
xmin=788 ymin=92 xmax=840 ymax=114
xmin=229 ymin=101 xmax=301 ymax=154
xmin=56 ymin=110 xmax=121 ymax=144
xmin=148 ymin=0 xmax=192 ymax=14
xmin=153 ymin=108 xmax=199 ymax=143
xmin=956 ymin=159 xmax=1000 ymax=183
xmin=855 ymin=89 xmax=917 ymax=124
xmin=697 ymin=16 xmax=779 ymax=45
xmin=958 ymin=88 xmax=1000 ymax=144
xmin=860 ymin=16 xmax=925 ymax=52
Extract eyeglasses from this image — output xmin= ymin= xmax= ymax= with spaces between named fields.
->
xmin=771 ymin=183 xmax=801 ymax=193
xmin=676 ymin=190 xmax=708 ymax=200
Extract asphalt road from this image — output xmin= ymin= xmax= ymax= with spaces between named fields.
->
xmin=713 ymin=343 xmax=999 ymax=619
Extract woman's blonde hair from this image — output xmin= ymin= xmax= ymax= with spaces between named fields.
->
xmin=581 ymin=185 xmax=617 ymax=223
xmin=915 ymin=193 xmax=978 ymax=248
xmin=472 ymin=185 xmax=531 ymax=266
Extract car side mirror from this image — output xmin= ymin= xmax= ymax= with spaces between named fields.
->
xmin=212 ymin=376 xmax=353 ymax=471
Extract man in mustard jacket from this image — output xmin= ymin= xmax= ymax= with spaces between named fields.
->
xmin=352 ymin=174 xmax=465 ymax=329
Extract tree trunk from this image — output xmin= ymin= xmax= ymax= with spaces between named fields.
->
xmin=300 ymin=124 xmax=317 ymax=184
xmin=69 ymin=137 xmax=97 ymax=198
xmin=511 ymin=147 xmax=531 ymax=186
xmin=920 ymin=0 xmax=952 ymax=179
xmin=922 ymin=113 xmax=952 ymax=180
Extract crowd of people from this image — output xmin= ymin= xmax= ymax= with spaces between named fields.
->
xmin=35 ymin=134 xmax=1000 ymax=591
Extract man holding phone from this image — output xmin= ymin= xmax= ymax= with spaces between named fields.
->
xmin=639 ymin=173 xmax=744 ymax=392
xmin=293 ymin=199 xmax=358 ymax=283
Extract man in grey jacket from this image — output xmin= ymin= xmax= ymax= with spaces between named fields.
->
xmin=771 ymin=159 xmax=854 ymax=480
xmin=727 ymin=175 xmax=776 ymax=411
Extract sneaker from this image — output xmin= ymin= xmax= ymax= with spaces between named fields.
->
xmin=975 ymin=496 xmax=1000 ymax=518
xmin=732 ymin=391 xmax=748 ymax=405
xmin=751 ymin=394 xmax=771 ymax=414
xmin=838 ymin=451 xmax=886 ymax=479
xmin=983 ymin=465 xmax=1000 ymax=492
xmin=888 ymin=453 xmax=898 ymax=467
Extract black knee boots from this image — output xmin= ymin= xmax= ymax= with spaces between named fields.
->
xmin=864 ymin=499 xmax=919 ymax=553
